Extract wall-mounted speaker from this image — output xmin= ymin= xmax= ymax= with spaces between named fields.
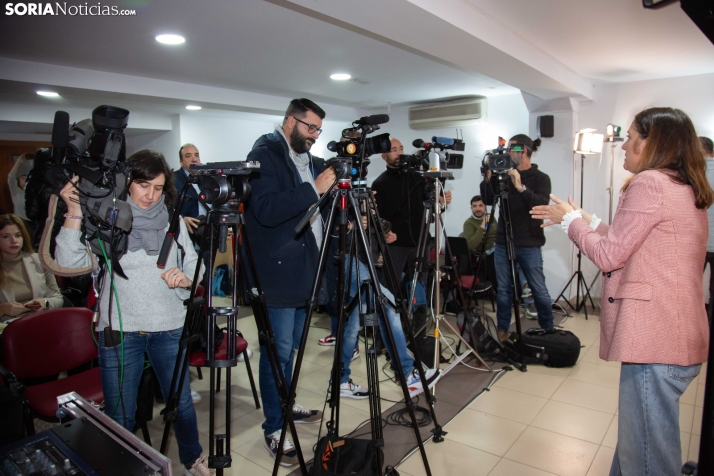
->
xmin=537 ymin=115 xmax=554 ymax=138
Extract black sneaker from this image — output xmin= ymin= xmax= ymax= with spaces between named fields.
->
xmin=292 ymin=404 xmax=322 ymax=424
xmin=264 ymin=430 xmax=298 ymax=467
xmin=444 ymin=300 xmax=460 ymax=315
xmin=474 ymin=281 xmax=492 ymax=292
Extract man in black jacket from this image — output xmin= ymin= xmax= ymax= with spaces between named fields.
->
xmin=245 ymin=98 xmax=335 ymax=466
xmin=372 ymin=138 xmax=451 ymax=298
xmin=480 ymin=134 xmax=554 ymax=341
xmin=173 ymin=143 xmax=204 ymax=248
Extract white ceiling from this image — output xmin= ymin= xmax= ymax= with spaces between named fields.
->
xmin=463 ymin=0 xmax=714 ymax=83
xmin=0 ymin=0 xmax=711 ymax=128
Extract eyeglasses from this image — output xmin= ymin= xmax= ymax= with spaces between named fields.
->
xmin=292 ymin=116 xmax=323 ymax=136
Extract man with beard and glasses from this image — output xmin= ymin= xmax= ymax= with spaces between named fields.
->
xmin=245 ymin=98 xmax=336 ymax=466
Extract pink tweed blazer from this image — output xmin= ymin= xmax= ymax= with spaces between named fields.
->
xmin=568 ymin=170 xmax=709 ymax=365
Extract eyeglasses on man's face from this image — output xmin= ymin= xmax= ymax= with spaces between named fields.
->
xmin=292 ymin=116 xmax=323 ymax=136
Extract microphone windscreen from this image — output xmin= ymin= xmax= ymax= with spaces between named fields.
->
xmin=432 ymin=136 xmax=455 ymax=145
xmin=412 ymin=139 xmax=425 ymax=148
xmin=361 ymin=114 xmax=390 ymax=126
xmin=52 ymin=111 xmax=70 ymax=148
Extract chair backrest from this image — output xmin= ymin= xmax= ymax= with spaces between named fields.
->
xmin=2 ymin=308 xmax=97 ymax=379
xmin=447 ymin=237 xmax=474 ymax=276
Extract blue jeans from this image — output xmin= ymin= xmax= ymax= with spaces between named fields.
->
xmin=516 ymin=264 xmax=534 ymax=306
xmin=258 ymin=307 xmax=307 ymax=436
xmin=610 ymin=363 xmax=700 ymax=476
xmin=494 ymin=244 xmax=553 ymax=332
xmin=340 ymin=260 xmax=414 ymax=384
xmin=98 ymin=329 xmax=201 ymax=465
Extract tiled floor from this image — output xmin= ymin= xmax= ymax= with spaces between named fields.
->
xmin=144 ymin=308 xmax=707 ymax=476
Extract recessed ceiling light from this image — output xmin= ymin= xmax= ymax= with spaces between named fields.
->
xmin=185 ymin=105 xmax=201 ymax=111
xmin=37 ymin=91 xmax=60 ymax=97
xmin=330 ymin=73 xmax=351 ymax=81
xmin=156 ymin=34 xmax=185 ymax=45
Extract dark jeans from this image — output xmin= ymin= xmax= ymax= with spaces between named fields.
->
xmin=98 ymin=329 xmax=201 ymax=465
xmin=494 ymin=244 xmax=554 ymax=332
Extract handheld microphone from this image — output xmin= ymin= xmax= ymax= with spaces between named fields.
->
xmin=356 ymin=114 xmax=389 ymax=126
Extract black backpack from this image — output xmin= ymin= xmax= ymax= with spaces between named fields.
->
xmin=511 ymin=328 xmax=581 ymax=367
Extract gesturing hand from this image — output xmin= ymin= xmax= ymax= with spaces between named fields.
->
xmin=530 ymin=194 xmax=574 ymax=228
xmin=161 ymin=267 xmax=192 ymax=289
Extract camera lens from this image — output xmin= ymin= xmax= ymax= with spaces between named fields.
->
xmin=495 ymin=157 xmax=506 ymax=167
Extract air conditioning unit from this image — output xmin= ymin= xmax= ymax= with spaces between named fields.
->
xmin=408 ymin=99 xmax=485 ymax=130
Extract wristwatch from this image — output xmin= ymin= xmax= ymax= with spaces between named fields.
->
xmin=43 ymin=299 xmax=50 ymax=310
xmin=519 ymin=184 xmax=527 ymax=193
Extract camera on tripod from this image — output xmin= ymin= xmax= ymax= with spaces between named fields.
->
xmin=481 ymin=136 xmax=526 ymax=175
xmin=410 ymin=136 xmax=465 ymax=171
xmin=49 ymin=105 xmax=133 ymax=261
xmin=189 ymin=161 xmax=260 ymax=209
xmin=326 ymin=114 xmax=391 ymax=184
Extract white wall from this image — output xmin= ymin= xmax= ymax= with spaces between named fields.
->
xmin=177 ymin=112 xmax=348 ymax=169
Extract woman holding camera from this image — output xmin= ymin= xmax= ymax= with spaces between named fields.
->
xmin=55 ymin=150 xmax=211 ymax=476
xmin=531 ymin=107 xmax=712 ymax=475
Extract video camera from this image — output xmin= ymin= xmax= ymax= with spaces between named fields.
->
xmin=481 ymin=137 xmax=526 ymax=175
xmin=326 ymin=114 xmax=391 ymax=185
xmin=49 ymin=105 xmax=132 ymax=263
xmin=189 ymin=161 xmax=260 ymax=209
xmin=408 ymin=136 xmax=465 ymax=172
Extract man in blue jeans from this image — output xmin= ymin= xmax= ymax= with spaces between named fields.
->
xmin=480 ymin=134 xmax=555 ymax=341
xmin=245 ymin=98 xmax=336 ymax=466
xmin=337 ymin=256 xmax=440 ymax=400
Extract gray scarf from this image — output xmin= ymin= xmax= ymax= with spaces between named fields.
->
xmin=127 ymin=195 xmax=168 ymax=256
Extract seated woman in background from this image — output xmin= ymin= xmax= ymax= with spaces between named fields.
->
xmin=0 ymin=214 xmax=64 ymax=321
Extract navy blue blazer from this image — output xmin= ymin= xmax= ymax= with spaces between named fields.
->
xmin=244 ymin=130 xmax=327 ymax=308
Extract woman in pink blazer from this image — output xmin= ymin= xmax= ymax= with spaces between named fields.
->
xmin=532 ymin=107 xmax=712 ymax=476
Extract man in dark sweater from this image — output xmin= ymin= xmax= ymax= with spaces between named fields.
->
xmin=245 ymin=98 xmax=335 ymax=466
xmin=372 ymin=138 xmax=451 ymax=298
xmin=480 ymin=134 xmax=554 ymax=341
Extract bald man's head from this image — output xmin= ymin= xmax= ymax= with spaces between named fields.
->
xmin=381 ymin=138 xmax=404 ymax=168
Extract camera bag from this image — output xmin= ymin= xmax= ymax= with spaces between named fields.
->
xmin=513 ymin=328 xmax=581 ymax=367
xmin=312 ymin=436 xmax=381 ymax=476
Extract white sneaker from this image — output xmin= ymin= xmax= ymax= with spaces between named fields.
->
xmin=263 ymin=430 xmax=299 ymax=466
xmin=190 ymin=386 xmax=201 ymax=404
xmin=404 ymin=368 xmax=440 ymax=398
xmin=351 ymin=347 xmax=360 ymax=361
xmin=237 ymin=348 xmax=253 ymax=362
xmin=339 ymin=379 xmax=369 ymax=399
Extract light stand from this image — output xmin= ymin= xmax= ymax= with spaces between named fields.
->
xmin=555 ymin=129 xmax=603 ymax=319
xmin=585 ymin=125 xmax=624 ymax=301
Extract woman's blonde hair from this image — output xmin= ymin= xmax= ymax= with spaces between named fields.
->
xmin=622 ymin=107 xmax=714 ymax=209
xmin=0 ymin=214 xmax=35 ymax=289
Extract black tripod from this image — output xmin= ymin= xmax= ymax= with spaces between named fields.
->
xmin=158 ymin=170 xmax=311 ymax=475
xmin=484 ymin=174 xmax=529 ymax=370
xmin=289 ymin=172 xmax=446 ymax=476
xmin=555 ymin=154 xmax=596 ymax=319
xmin=406 ymin=172 xmax=493 ymax=377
